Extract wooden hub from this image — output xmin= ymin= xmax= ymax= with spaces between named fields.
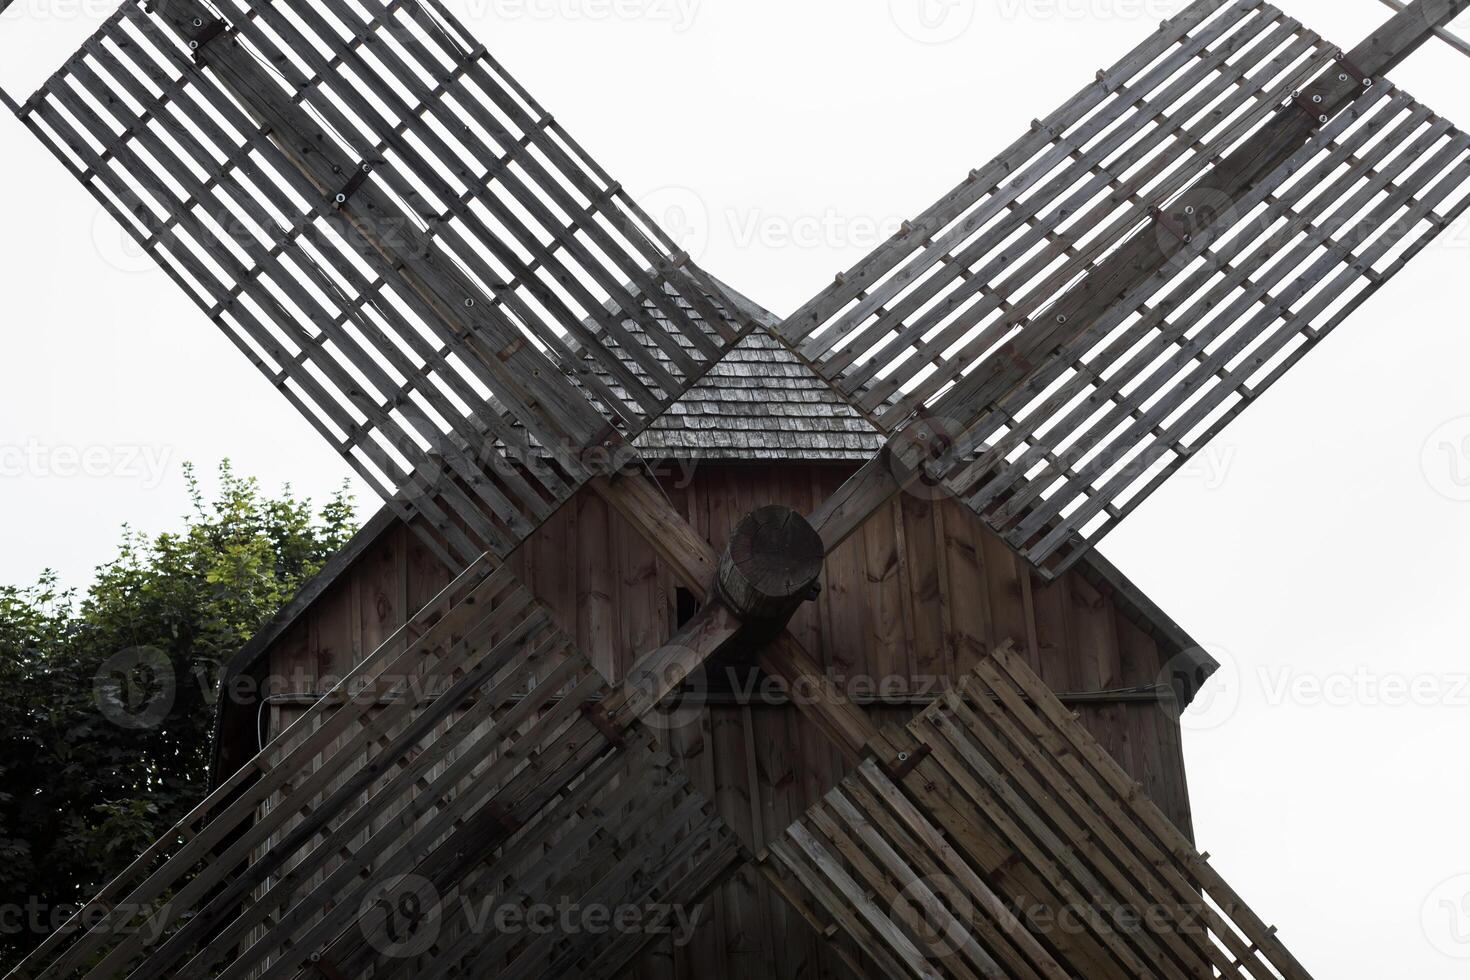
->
xmin=716 ymin=505 xmax=824 ymax=626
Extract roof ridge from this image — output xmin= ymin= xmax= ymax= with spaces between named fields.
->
xmin=577 ymin=275 xmax=888 ymax=462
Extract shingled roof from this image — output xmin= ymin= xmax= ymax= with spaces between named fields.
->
xmin=209 ymin=278 xmax=1216 ymax=787
xmin=582 ymin=281 xmax=888 ymax=462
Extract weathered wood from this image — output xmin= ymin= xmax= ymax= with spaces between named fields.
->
xmin=591 ymin=474 xmax=719 ymax=593
xmin=763 ymin=645 xmax=1317 ymax=980
xmin=16 ymin=0 xmax=755 ymax=572
xmin=716 ymin=505 xmax=824 ymax=626
xmin=775 ymin=0 xmax=1470 ymax=579
xmin=1377 ymin=0 xmax=1470 ymax=56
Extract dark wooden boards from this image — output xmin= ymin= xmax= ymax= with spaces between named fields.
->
xmin=343 ymin=727 xmax=745 ymax=980
xmin=759 ymin=644 xmax=1314 ymax=980
xmin=1376 ymin=0 xmax=1470 ymax=57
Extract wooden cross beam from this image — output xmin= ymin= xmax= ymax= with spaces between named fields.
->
xmin=803 ymin=0 xmax=1470 ymax=568
xmin=592 ymin=474 xmax=877 ymax=759
xmin=1376 ymin=0 xmax=1470 ymax=57
xmin=929 ymin=0 xmax=1470 ymax=434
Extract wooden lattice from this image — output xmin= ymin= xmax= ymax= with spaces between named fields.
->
xmin=15 ymin=553 xmax=737 ymax=980
xmin=777 ymin=0 xmax=1470 ymax=576
xmin=406 ymin=735 xmax=741 ymax=980
xmin=13 ymin=0 xmax=749 ymax=567
xmin=759 ymin=644 xmax=1313 ymax=980
xmin=7 ymin=2 xmax=1468 ymax=978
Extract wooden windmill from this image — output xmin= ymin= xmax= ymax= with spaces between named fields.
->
xmin=4 ymin=0 xmax=1469 ymax=976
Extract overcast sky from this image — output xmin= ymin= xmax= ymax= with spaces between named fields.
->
xmin=3 ymin=0 xmax=1470 ymax=974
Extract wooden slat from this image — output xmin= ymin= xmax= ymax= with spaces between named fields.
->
xmin=759 ymin=642 xmax=1317 ymax=980
xmin=398 ymin=728 xmax=743 ymax=980
xmin=776 ymin=0 xmax=1470 ymax=579
xmin=14 ymin=0 xmax=754 ymax=570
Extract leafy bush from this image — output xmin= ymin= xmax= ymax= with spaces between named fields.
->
xmin=0 ymin=462 xmax=356 ymax=968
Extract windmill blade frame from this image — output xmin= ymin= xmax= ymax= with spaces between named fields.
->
xmin=781 ymin=0 xmax=1470 ymax=578
xmin=759 ymin=643 xmax=1314 ymax=980
xmin=3 ymin=0 xmax=1467 ymax=976
xmin=8 ymin=0 xmax=754 ymax=571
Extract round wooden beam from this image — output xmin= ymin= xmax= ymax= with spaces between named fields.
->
xmin=716 ymin=505 xmax=824 ymax=626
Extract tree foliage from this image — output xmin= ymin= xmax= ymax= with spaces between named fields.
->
xmin=0 ymin=463 xmax=356 ymax=967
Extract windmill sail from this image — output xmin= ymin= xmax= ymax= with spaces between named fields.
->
xmin=760 ymin=644 xmax=1314 ymax=980
xmin=778 ymin=0 xmax=1470 ymax=576
xmin=12 ymin=0 xmax=749 ymax=569
xmin=5 ymin=0 xmax=1464 ymax=977
xmin=3 ymin=2 xmax=758 ymax=976
xmin=7 ymin=554 xmax=743 ymax=980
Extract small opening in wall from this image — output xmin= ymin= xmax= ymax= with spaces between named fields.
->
xmin=675 ymin=586 xmax=698 ymax=628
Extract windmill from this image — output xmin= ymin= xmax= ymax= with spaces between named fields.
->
xmin=3 ymin=0 xmax=1469 ymax=976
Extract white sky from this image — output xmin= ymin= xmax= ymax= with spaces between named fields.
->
xmin=2 ymin=0 xmax=1470 ymax=974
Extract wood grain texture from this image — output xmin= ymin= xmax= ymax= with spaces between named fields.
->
xmin=758 ymin=646 xmax=1314 ymax=980
xmin=773 ymin=0 xmax=1470 ymax=579
xmin=16 ymin=0 xmax=756 ymax=570
xmin=226 ymin=465 xmax=1198 ymax=980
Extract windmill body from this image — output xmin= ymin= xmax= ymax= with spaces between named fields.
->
xmin=3 ymin=0 xmax=1469 ymax=976
xmin=210 ymin=291 xmax=1210 ymax=977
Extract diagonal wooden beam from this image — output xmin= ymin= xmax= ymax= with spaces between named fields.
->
xmin=757 ymin=642 xmax=1317 ymax=980
xmin=592 ymin=474 xmax=876 ymax=760
xmin=930 ymin=0 xmax=1470 ymax=433
xmin=801 ymin=0 xmax=1470 ymax=571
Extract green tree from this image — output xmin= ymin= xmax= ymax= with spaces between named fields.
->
xmin=0 ymin=462 xmax=356 ymax=968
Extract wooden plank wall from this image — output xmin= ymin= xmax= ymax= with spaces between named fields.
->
xmin=257 ymin=463 xmax=1194 ymax=979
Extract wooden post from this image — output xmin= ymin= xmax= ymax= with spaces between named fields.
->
xmin=716 ymin=505 xmax=824 ymax=629
xmin=595 ymin=476 xmax=872 ymax=761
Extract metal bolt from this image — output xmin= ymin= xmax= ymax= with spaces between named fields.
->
xmin=464 ymin=298 xmax=475 ymax=309
xmin=1184 ymin=205 xmax=1195 ymax=215
xmin=334 ymin=193 xmax=347 ymax=204
xmin=361 ymin=162 xmax=372 ymax=173
xmin=1312 ymin=94 xmax=1323 ymax=103
xmin=1319 ymin=115 xmax=1329 ymax=124
xmin=1338 ymin=73 xmax=1350 ymax=82
xmin=189 ymin=40 xmax=199 ymax=49
xmin=897 ymin=752 xmax=910 ymax=763
xmin=192 ymin=17 xmax=203 ymax=26
xmin=1056 ymin=314 xmax=1068 ymax=324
